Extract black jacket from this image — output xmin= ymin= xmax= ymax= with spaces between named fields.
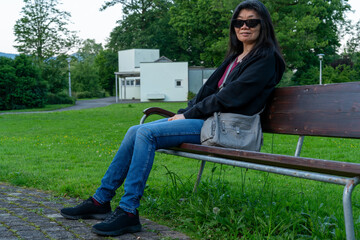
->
xmin=178 ymin=50 xmax=285 ymax=119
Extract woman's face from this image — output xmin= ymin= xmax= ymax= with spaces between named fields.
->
xmin=234 ymin=9 xmax=261 ymax=46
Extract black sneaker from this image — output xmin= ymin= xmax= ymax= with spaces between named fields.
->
xmin=60 ymin=197 xmax=111 ymax=220
xmin=92 ymin=207 xmax=142 ymax=236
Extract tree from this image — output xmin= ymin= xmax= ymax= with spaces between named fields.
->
xmin=263 ymin=0 xmax=351 ymax=73
xmin=345 ymin=20 xmax=360 ymax=56
xmin=104 ymin=0 xmax=233 ymax=66
xmin=0 ymin=55 xmax=47 ymax=110
xmin=42 ymin=54 xmax=69 ymax=94
xmin=169 ymin=0 xmax=231 ymax=66
xmin=102 ymin=0 xmax=352 ymax=84
xmin=104 ymin=0 xmax=181 ymax=61
xmin=78 ymin=39 xmax=103 ymax=60
xmin=71 ymin=39 xmax=104 ymax=98
xmin=14 ymin=0 xmax=78 ymax=63
xmin=0 ymin=57 xmax=17 ymax=110
xmin=95 ymin=49 xmax=118 ymax=95
xmin=323 ymin=64 xmax=357 ymax=83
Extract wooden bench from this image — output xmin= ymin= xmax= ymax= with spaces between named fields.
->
xmin=140 ymin=82 xmax=360 ymax=240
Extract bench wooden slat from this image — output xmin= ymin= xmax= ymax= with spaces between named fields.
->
xmin=262 ymin=82 xmax=360 ymax=138
xmin=170 ymin=143 xmax=360 ymax=177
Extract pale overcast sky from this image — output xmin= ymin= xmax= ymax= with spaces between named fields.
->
xmin=0 ymin=0 xmax=359 ymax=54
xmin=0 ymin=0 xmax=123 ymax=54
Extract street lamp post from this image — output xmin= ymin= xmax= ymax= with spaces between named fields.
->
xmin=66 ymin=57 xmax=72 ymax=97
xmin=317 ymin=54 xmax=325 ymax=85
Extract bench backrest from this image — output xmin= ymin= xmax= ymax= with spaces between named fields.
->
xmin=261 ymin=82 xmax=360 ymax=139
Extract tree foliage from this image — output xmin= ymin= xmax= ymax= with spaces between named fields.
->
xmin=169 ymin=0 xmax=231 ymax=66
xmin=105 ymin=0 xmax=180 ymax=60
xmin=42 ymin=55 xmax=69 ymax=94
xmin=0 ymin=55 xmax=47 ymax=110
xmin=95 ymin=50 xmax=118 ymax=95
xmin=71 ymin=39 xmax=105 ymax=98
xmin=345 ymin=20 xmax=360 ymax=55
xmin=264 ymin=0 xmax=350 ymax=70
xmin=14 ymin=0 xmax=78 ymax=62
xmin=104 ymin=0 xmax=351 ymax=73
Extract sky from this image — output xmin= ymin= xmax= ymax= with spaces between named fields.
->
xmin=0 ymin=0 xmax=360 ymax=55
xmin=0 ymin=0 xmax=123 ymax=54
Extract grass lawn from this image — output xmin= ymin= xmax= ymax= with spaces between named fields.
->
xmin=1 ymin=102 xmax=359 ymax=239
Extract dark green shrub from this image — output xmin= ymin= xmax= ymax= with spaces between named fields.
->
xmin=0 ymin=55 xmax=47 ymax=110
xmin=188 ymin=91 xmax=196 ymax=101
xmin=76 ymin=90 xmax=106 ymax=99
xmin=76 ymin=91 xmax=92 ymax=99
xmin=0 ymin=57 xmax=17 ymax=110
xmin=46 ymin=92 xmax=75 ymax=104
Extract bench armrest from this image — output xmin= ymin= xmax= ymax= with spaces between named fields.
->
xmin=140 ymin=107 xmax=176 ymax=124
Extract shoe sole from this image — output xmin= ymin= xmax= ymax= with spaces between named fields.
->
xmin=60 ymin=212 xmax=111 ymax=220
xmin=91 ymin=224 xmax=142 ymax=236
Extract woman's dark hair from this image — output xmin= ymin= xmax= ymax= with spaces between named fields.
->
xmin=226 ymin=0 xmax=284 ymax=62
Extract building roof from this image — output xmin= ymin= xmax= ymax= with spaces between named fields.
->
xmin=114 ymin=71 xmax=140 ymax=77
xmin=154 ymin=56 xmax=173 ymax=63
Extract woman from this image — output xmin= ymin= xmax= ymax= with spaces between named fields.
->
xmin=61 ymin=0 xmax=285 ymax=237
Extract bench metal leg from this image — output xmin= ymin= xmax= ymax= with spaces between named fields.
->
xmin=294 ymin=135 xmax=305 ymax=157
xmin=343 ymin=177 xmax=360 ymax=240
xmin=193 ymin=160 xmax=206 ymax=193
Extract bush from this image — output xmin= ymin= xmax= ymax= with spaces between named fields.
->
xmin=0 ymin=55 xmax=47 ymax=110
xmin=76 ymin=90 xmax=106 ymax=99
xmin=188 ymin=91 xmax=196 ymax=101
xmin=45 ymin=92 xmax=75 ymax=104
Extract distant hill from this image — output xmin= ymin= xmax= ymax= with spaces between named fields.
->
xmin=0 ymin=52 xmax=18 ymax=59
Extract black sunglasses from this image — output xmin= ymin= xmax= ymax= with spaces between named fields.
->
xmin=232 ymin=19 xmax=261 ymax=28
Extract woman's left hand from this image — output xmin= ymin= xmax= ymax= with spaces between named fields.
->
xmin=168 ymin=114 xmax=185 ymax=121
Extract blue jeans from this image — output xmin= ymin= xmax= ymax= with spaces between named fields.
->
xmin=93 ymin=118 xmax=204 ymax=214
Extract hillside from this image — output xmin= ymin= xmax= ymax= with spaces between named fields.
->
xmin=0 ymin=52 xmax=18 ymax=59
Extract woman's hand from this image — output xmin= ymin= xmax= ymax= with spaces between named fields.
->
xmin=168 ymin=114 xmax=185 ymax=121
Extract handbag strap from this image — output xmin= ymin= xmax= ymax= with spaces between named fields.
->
xmin=219 ymin=59 xmax=236 ymax=90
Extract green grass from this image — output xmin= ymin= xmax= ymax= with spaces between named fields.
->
xmin=0 ymin=104 xmax=74 ymax=113
xmin=0 ymin=102 xmax=359 ymax=239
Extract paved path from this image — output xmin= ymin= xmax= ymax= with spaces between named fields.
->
xmin=0 ymin=182 xmax=190 ymax=240
xmin=0 ymin=97 xmax=140 ymax=115
xmin=52 ymin=97 xmax=119 ymax=112
xmin=53 ymin=97 xmax=140 ymax=112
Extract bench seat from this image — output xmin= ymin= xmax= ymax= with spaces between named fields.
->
xmin=169 ymin=143 xmax=360 ymax=178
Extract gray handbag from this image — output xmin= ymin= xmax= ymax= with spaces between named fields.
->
xmin=200 ymin=58 xmax=263 ymax=151
xmin=200 ymin=111 xmax=263 ymax=151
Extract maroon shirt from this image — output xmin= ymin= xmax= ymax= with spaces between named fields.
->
xmin=218 ymin=60 xmax=239 ymax=88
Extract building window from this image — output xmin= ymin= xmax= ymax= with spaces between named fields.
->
xmin=126 ymin=80 xmax=134 ymax=86
xmin=175 ymin=79 xmax=182 ymax=87
xmin=135 ymin=79 xmax=140 ymax=86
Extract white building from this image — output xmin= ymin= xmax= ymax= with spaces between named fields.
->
xmin=115 ymin=49 xmax=188 ymax=102
xmin=140 ymin=60 xmax=188 ymax=102
xmin=118 ymin=49 xmax=160 ymax=72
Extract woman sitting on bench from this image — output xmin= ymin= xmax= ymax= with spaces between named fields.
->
xmin=60 ymin=0 xmax=285 ymax=237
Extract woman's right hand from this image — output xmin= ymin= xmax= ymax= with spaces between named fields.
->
xmin=168 ymin=114 xmax=185 ymax=121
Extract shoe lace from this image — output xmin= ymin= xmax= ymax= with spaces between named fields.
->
xmin=103 ymin=207 xmax=124 ymax=223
